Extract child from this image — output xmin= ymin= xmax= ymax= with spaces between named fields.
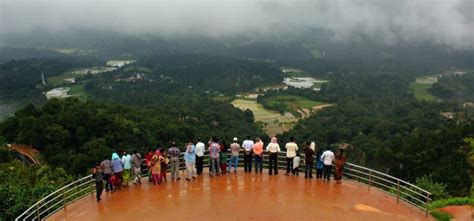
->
xmin=293 ymin=153 xmax=301 ymax=176
xmin=92 ymin=163 xmax=104 ymax=202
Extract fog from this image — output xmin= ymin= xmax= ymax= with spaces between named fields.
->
xmin=1 ymin=0 xmax=473 ymax=48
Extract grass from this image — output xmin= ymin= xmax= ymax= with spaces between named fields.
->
xmin=231 ymin=99 xmax=297 ymax=136
xmin=212 ymin=96 xmax=233 ymax=102
xmin=409 ymin=82 xmax=441 ymax=102
xmin=266 ymin=95 xmax=326 ymax=112
xmin=122 ymin=66 xmax=152 ymax=73
xmin=427 ymin=197 xmax=474 ymax=221
xmin=48 ymin=73 xmax=77 ymax=86
xmin=68 ymin=84 xmax=87 ymax=101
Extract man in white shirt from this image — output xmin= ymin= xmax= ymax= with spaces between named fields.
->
xmin=285 ymin=137 xmax=298 ymax=175
xmin=242 ymin=136 xmax=254 ymax=173
xmin=195 ymin=139 xmax=206 ymax=175
xmin=321 ymin=147 xmax=335 ymax=182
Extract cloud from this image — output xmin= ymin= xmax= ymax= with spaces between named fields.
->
xmin=1 ymin=0 xmax=473 ymax=48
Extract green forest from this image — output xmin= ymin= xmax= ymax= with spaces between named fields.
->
xmin=1 ymin=35 xmax=474 ymax=220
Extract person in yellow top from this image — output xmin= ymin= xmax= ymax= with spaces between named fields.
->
xmin=285 ymin=137 xmax=298 ymax=175
xmin=253 ymin=137 xmax=264 ymax=174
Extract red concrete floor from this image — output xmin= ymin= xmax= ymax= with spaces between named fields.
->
xmin=48 ymin=169 xmax=432 ymax=221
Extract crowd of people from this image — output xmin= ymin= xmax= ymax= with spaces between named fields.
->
xmin=91 ymin=136 xmax=348 ymax=202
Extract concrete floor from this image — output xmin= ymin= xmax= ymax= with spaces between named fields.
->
xmin=48 ymin=169 xmax=432 ymax=221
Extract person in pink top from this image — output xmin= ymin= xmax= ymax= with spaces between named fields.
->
xmin=253 ymin=137 xmax=264 ymax=174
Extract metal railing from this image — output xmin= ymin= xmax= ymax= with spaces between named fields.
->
xmin=16 ymin=175 xmax=95 ymax=221
xmin=17 ymin=150 xmax=431 ymax=220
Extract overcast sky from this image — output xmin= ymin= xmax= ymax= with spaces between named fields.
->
xmin=1 ymin=0 xmax=473 ymax=48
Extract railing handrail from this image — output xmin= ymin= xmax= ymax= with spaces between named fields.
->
xmin=17 ymin=150 xmax=432 ymax=220
xmin=345 ymin=162 xmax=431 ymax=195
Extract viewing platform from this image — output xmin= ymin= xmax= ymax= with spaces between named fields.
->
xmin=46 ymin=169 xmax=431 ymax=221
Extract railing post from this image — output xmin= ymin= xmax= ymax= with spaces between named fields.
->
xmin=36 ymin=203 xmax=40 ymax=221
xmin=91 ymin=179 xmax=95 ymax=198
xmin=396 ymin=180 xmax=400 ymax=203
xmin=425 ymin=193 xmax=431 ymax=217
xmin=368 ymin=170 xmax=372 ymax=191
xmin=62 ymin=188 xmax=67 ymax=211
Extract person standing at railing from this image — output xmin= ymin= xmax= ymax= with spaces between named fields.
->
xmin=161 ymin=148 xmax=169 ymax=183
xmin=151 ymin=150 xmax=164 ymax=185
xmin=228 ymin=137 xmax=240 ymax=173
xmin=145 ymin=148 xmax=154 ymax=182
xmin=293 ymin=153 xmax=301 ymax=176
xmin=315 ymin=146 xmax=324 ymax=179
xmin=184 ymin=141 xmax=197 ymax=181
xmin=122 ymin=151 xmax=132 ymax=187
xmin=242 ymin=136 xmax=254 ymax=173
xmin=253 ymin=137 xmax=264 ymax=174
xmin=219 ymin=141 xmax=228 ymax=174
xmin=304 ymin=142 xmax=315 ymax=179
xmin=321 ymin=147 xmax=335 ymax=182
xmin=131 ymin=150 xmax=142 ymax=184
xmin=334 ymin=144 xmax=348 ymax=184
xmin=266 ymin=136 xmax=280 ymax=175
xmin=285 ymin=137 xmax=298 ymax=176
xmin=111 ymin=152 xmax=124 ymax=191
xmin=92 ymin=163 xmax=104 ymax=202
xmin=209 ymin=138 xmax=221 ymax=176
xmin=100 ymin=156 xmax=113 ymax=192
xmin=195 ymin=139 xmax=206 ymax=175
xmin=168 ymin=142 xmax=181 ymax=181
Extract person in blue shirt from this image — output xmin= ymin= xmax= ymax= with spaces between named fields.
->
xmin=315 ymin=148 xmax=324 ymax=179
xmin=184 ymin=140 xmax=196 ymax=181
xmin=111 ymin=152 xmax=124 ymax=191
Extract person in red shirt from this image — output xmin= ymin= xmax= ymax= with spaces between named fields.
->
xmin=145 ymin=148 xmax=154 ymax=182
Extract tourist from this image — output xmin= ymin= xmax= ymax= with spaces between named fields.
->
xmin=321 ymin=147 xmax=335 ymax=182
xmin=334 ymin=144 xmax=348 ymax=184
xmin=151 ymin=149 xmax=164 ymax=185
xmin=285 ymin=137 xmax=298 ymax=175
xmin=209 ymin=138 xmax=221 ymax=176
xmin=145 ymin=148 xmax=154 ymax=182
xmin=315 ymin=147 xmax=324 ymax=179
xmin=266 ymin=137 xmax=280 ymax=175
xmin=242 ymin=136 xmax=254 ymax=173
xmin=195 ymin=139 xmax=205 ymax=175
xmin=100 ymin=156 xmax=113 ymax=192
xmin=92 ymin=163 xmax=104 ymax=202
xmin=253 ymin=137 xmax=264 ymax=174
xmin=160 ymin=148 xmax=169 ymax=183
xmin=131 ymin=150 xmax=142 ymax=184
xmin=168 ymin=142 xmax=181 ymax=181
xmin=184 ymin=141 xmax=196 ymax=181
xmin=219 ymin=141 xmax=228 ymax=174
xmin=121 ymin=151 xmax=132 ymax=187
xmin=111 ymin=152 xmax=123 ymax=191
xmin=293 ymin=153 xmax=301 ymax=176
xmin=304 ymin=141 xmax=315 ymax=179
xmin=228 ymin=137 xmax=240 ymax=173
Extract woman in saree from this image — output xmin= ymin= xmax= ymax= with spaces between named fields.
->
xmin=334 ymin=145 xmax=348 ymax=184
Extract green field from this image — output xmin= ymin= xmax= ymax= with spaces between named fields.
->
xmin=266 ymin=95 xmax=326 ymax=112
xmin=409 ymin=82 xmax=441 ymax=102
xmin=122 ymin=66 xmax=152 ymax=73
xmin=48 ymin=73 xmax=77 ymax=86
xmin=68 ymin=84 xmax=87 ymax=101
xmin=231 ymin=99 xmax=297 ymax=136
xmin=212 ymin=95 xmax=233 ymax=102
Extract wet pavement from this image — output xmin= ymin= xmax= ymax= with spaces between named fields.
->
xmin=48 ymin=169 xmax=432 ymax=221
